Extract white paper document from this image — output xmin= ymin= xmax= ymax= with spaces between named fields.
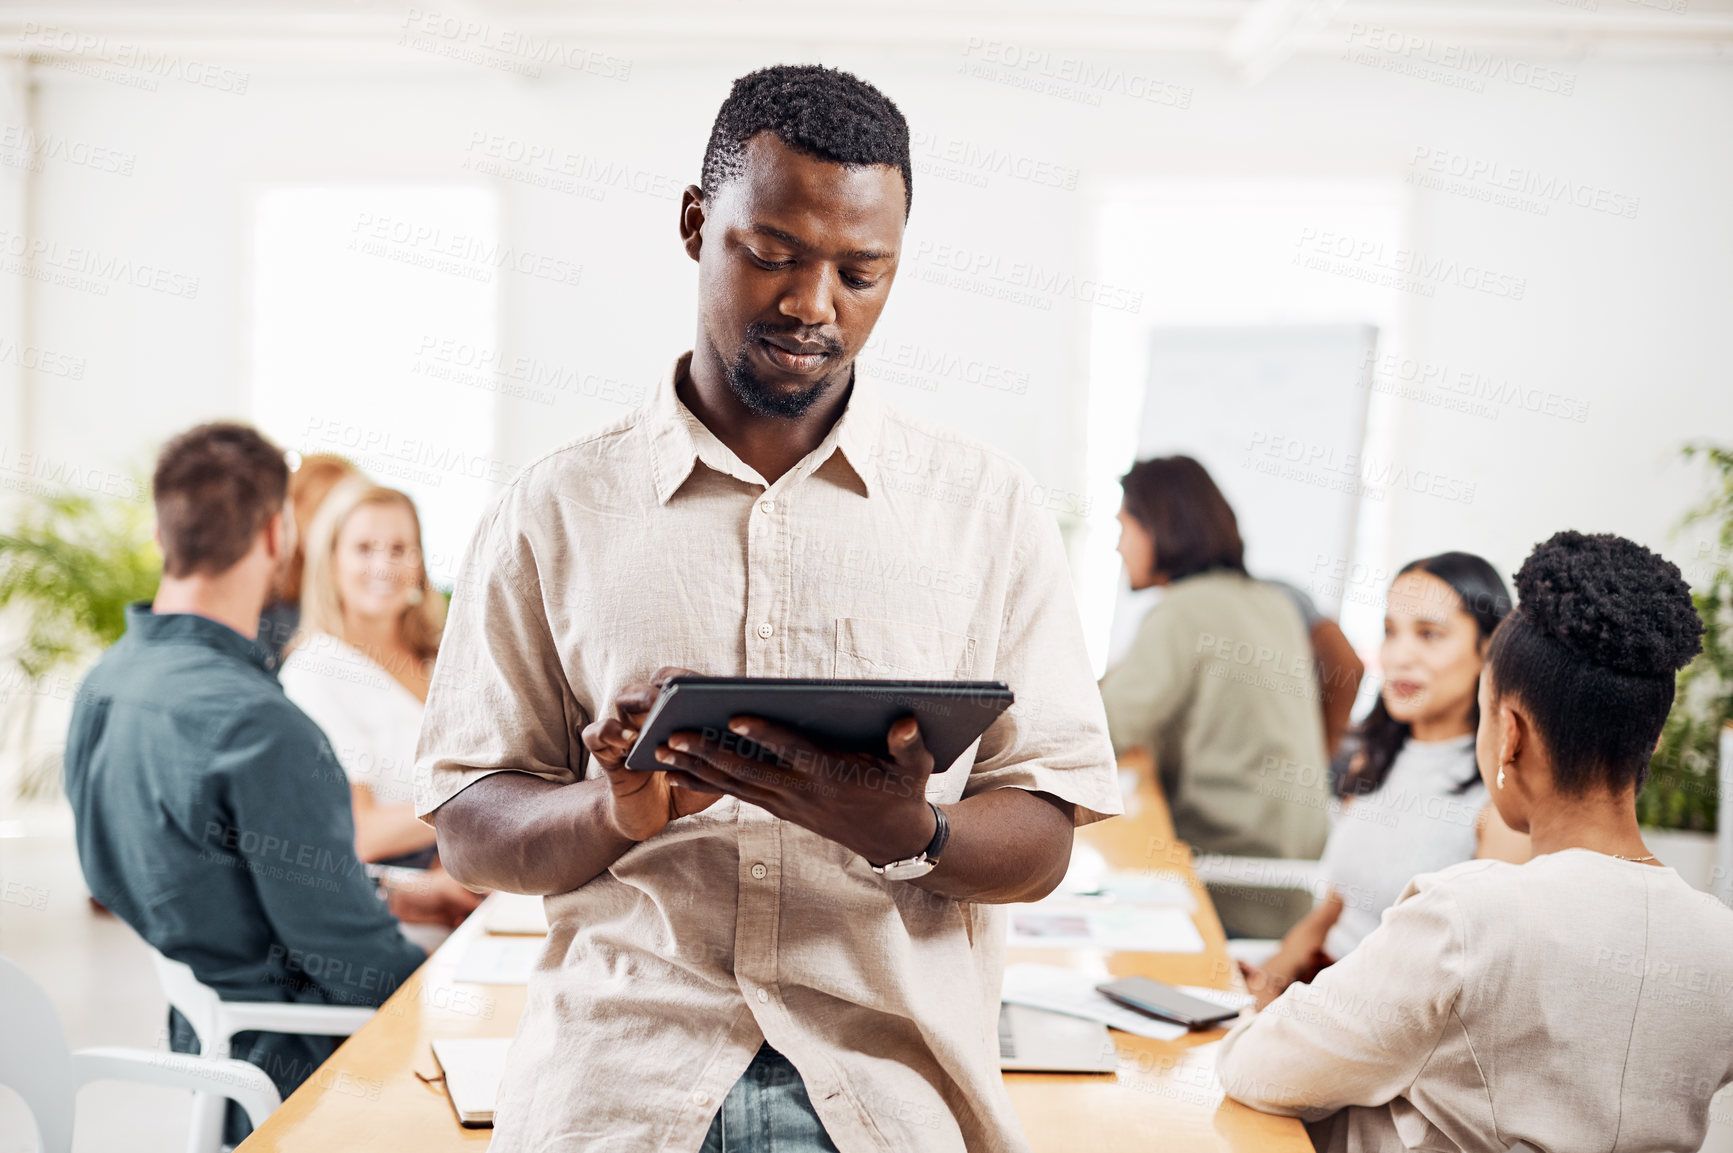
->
xmin=1089 ymin=871 xmax=1197 ymax=910
xmin=452 ymin=934 xmax=543 ymax=985
xmin=1007 ymin=902 xmax=1205 ymax=953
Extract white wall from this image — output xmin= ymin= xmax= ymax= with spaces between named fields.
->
xmin=0 ymin=59 xmax=32 ymax=480
xmin=8 ymin=44 xmax=1732 ymax=639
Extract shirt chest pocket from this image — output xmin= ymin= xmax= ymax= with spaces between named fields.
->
xmin=833 ymin=616 xmax=976 ymax=679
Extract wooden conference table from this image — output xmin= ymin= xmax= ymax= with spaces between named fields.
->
xmin=239 ymin=753 xmax=1308 ymax=1152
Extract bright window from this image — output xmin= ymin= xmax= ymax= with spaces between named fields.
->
xmin=252 ymin=185 xmax=499 ymax=587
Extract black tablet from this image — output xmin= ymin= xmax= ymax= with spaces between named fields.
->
xmin=622 ymin=676 xmax=1013 ymax=774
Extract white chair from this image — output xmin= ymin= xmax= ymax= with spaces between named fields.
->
xmin=0 ymin=954 xmax=280 ymax=1153
xmin=148 ymin=948 xmax=375 ymax=1153
xmin=1189 ymin=853 xmax=1324 ymax=897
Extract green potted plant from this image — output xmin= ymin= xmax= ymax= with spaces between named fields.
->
xmin=1639 ymin=443 xmax=1733 ymax=887
xmin=0 ymin=484 xmax=160 ymax=799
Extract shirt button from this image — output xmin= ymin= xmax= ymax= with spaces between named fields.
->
xmin=692 ymin=1091 xmax=710 ymax=1108
xmin=759 ymin=499 xmax=775 ymax=513
xmin=756 ymin=988 xmax=769 ymax=1004
xmin=757 ymin=623 xmax=774 ymax=639
xmin=751 ymin=863 xmax=767 ymax=880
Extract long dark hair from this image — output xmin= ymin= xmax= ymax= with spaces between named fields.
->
xmin=1119 ymin=456 xmax=1247 ymax=582
xmin=1343 ymin=552 xmax=1512 ymax=797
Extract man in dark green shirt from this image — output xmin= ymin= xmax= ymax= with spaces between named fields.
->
xmin=63 ymin=423 xmax=425 ymax=1141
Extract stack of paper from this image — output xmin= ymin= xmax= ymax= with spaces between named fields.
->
xmin=1011 ymin=856 xmax=1204 ymax=953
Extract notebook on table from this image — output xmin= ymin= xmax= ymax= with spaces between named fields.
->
xmin=431 ymin=1037 xmax=513 ymax=1128
xmin=480 ymin=891 xmax=550 ymax=936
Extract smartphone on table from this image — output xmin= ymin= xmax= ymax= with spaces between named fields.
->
xmin=1095 ymin=976 xmax=1241 ymax=1029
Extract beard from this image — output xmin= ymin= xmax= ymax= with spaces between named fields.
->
xmin=726 ymin=323 xmax=849 ymax=419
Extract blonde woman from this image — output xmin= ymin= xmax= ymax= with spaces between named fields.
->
xmin=280 ymin=479 xmax=478 ymax=926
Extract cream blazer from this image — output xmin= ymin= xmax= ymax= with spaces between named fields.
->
xmin=1219 ymin=851 xmax=1733 ymax=1152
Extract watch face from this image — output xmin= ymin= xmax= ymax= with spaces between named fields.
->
xmin=880 ymin=858 xmax=937 ymax=882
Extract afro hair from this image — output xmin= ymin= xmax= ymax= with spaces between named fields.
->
xmin=1510 ymin=530 xmax=1702 ymax=676
xmin=1488 ymin=530 xmax=1703 ymax=794
xmin=700 ymin=64 xmax=912 ymax=217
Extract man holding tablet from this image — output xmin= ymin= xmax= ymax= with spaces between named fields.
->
xmin=417 ymin=65 xmax=1120 ymax=1153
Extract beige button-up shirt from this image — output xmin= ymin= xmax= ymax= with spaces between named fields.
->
xmin=416 ymin=353 xmax=1121 ymax=1153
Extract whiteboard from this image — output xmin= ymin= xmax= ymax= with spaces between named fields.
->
xmin=1106 ymin=325 xmax=1376 ymax=667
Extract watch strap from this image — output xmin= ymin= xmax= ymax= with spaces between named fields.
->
xmin=921 ymin=802 xmax=950 ymax=863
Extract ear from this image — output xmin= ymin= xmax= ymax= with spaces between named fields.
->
xmin=679 ymin=185 xmax=705 ymax=263
xmin=1497 ymin=700 xmax=1527 ymax=781
xmin=264 ymin=510 xmax=288 ymax=560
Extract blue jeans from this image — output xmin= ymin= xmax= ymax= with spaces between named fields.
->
xmin=700 ymin=1044 xmax=841 ymax=1153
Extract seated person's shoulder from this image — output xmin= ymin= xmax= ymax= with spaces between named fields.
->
xmin=1384 ymin=857 xmax=1512 ymax=930
xmin=1260 ymin=577 xmax=1323 ymax=628
xmin=1658 ymin=867 xmax=1733 ymax=940
xmin=84 ymin=638 xmax=276 ymax=719
xmin=1148 ymin=571 xmax=1265 ymax=632
xmin=214 ymin=691 xmax=344 ymax=781
xmin=1414 ymin=855 xmax=1511 ymax=895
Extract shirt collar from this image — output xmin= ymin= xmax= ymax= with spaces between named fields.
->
xmin=124 ymin=602 xmax=278 ymax=673
xmin=647 ymin=351 xmax=882 ymax=505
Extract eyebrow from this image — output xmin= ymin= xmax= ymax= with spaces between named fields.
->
xmin=749 ymin=223 xmax=894 ymax=263
xmin=1388 ymin=611 xmax=1455 ymax=625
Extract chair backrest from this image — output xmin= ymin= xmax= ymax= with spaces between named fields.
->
xmin=0 ymin=955 xmax=79 ymax=1153
xmin=148 ymin=950 xmax=226 ymax=1058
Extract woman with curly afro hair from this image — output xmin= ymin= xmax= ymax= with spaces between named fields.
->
xmin=1215 ymin=531 xmax=1733 ymax=1153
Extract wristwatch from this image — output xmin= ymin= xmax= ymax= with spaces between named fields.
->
xmin=871 ymin=802 xmax=950 ymax=881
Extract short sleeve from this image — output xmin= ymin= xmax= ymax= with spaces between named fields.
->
xmin=414 ymin=489 xmax=585 ymax=820
xmin=1098 ymin=598 xmax=1192 ymax=757
xmin=1215 ymin=869 xmax=1468 ymax=1119
xmin=965 ymin=498 xmax=1123 ymax=826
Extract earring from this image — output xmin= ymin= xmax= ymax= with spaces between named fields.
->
xmin=1497 ymin=764 xmax=1507 ymax=789
xmin=406 ymin=585 xmax=424 ymax=607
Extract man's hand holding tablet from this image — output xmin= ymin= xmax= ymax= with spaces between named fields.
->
xmin=582 ymin=669 xmax=1012 ymax=871
xmin=581 ymin=666 xmax=725 ymax=844
xmin=654 ymin=708 xmax=941 ymax=871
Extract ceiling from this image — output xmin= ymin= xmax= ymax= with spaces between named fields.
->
xmin=0 ymin=0 xmax=1728 ymax=81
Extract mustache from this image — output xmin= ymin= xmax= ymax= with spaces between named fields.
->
xmin=743 ymin=322 xmax=844 ymax=357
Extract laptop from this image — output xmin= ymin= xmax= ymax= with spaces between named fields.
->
xmin=997 ymin=1003 xmax=1119 ymax=1073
